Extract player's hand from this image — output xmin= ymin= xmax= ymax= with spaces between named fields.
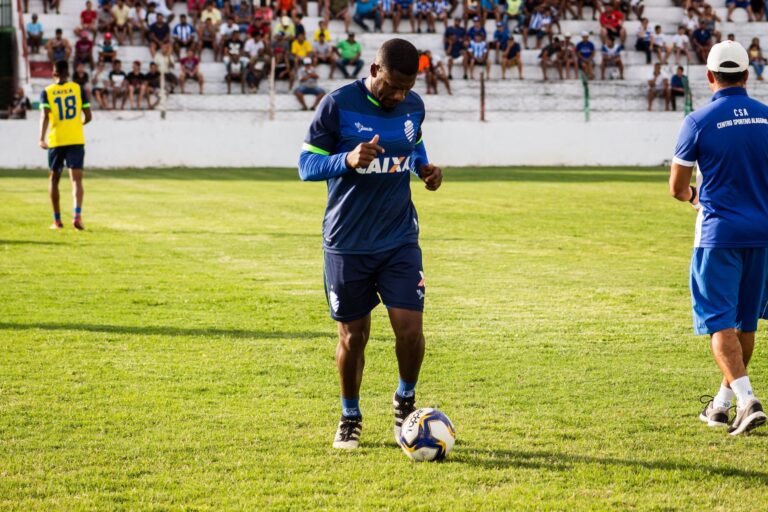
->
xmin=39 ymin=139 xmax=48 ymax=150
xmin=420 ymin=164 xmax=442 ymax=191
xmin=345 ymin=134 xmax=385 ymax=169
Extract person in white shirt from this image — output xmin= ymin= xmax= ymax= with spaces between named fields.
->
xmin=600 ymin=37 xmax=624 ymax=79
xmin=651 ymin=24 xmax=669 ymax=64
xmin=152 ymin=0 xmax=174 ymax=24
xmin=646 ymin=61 xmax=670 ymax=111
xmin=216 ymin=17 xmax=239 ymax=61
xmin=671 ymin=25 xmax=691 ymax=65
xmin=312 ymin=32 xmax=337 ymax=78
xmin=244 ymin=32 xmax=265 ymax=59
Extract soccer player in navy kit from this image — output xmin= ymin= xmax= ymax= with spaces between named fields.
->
xmin=670 ymin=41 xmax=768 ymax=435
xmin=298 ymin=39 xmax=443 ymax=449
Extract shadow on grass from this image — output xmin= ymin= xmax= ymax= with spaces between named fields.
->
xmin=0 ymin=321 xmax=330 ymax=340
xmin=452 ymin=448 xmax=768 ymax=481
xmin=0 ymin=240 xmax=59 ymax=246
xmin=0 ymin=168 xmax=667 ymax=183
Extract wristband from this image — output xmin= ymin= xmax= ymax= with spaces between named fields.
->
xmin=689 ymin=185 xmax=697 ymax=204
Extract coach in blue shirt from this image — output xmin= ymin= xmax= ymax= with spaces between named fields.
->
xmin=670 ymin=40 xmax=768 ymax=436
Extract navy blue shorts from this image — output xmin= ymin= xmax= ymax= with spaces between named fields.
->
xmin=690 ymin=248 xmax=768 ymax=335
xmin=323 ymin=244 xmax=425 ymax=322
xmin=48 ymin=145 xmax=85 ymax=173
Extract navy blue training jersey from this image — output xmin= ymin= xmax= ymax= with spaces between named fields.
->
xmin=301 ymin=79 xmax=428 ymax=255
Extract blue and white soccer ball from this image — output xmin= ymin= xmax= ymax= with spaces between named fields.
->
xmin=398 ymin=408 xmax=456 ymax=462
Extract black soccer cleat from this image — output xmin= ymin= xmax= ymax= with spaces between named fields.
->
xmin=728 ymin=398 xmax=767 ymax=436
xmin=333 ymin=416 xmax=362 ymax=449
xmin=393 ymin=392 xmax=416 ymax=444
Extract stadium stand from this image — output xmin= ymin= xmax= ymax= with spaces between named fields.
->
xmin=10 ymin=0 xmax=768 ymax=120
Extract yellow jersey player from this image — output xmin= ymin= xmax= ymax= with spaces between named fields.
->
xmin=39 ymin=60 xmax=92 ymax=230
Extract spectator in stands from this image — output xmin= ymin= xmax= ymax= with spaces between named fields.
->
xmin=669 ymin=65 xmax=688 ymax=111
xmin=726 ymin=0 xmax=755 ymax=22
xmin=466 ymin=31 xmax=490 ymax=79
xmin=575 ymin=31 xmax=595 ymax=79
xmin=200 ymin=1 xmax=223 ymax=28
xmin=173 ymin=14 xmax=198 ymax=57
xmin=576 ymin=0 xmax=601 ymax=21
xmin=599 ymin=1 xmax=626 ymax=45
xmin=223 ymin=29 xmax=249 ymax=77
xmin=273 ymin=33 xmax=296 ymax=89
xmin=145 ymin=1 xmax=159 ymax=27
xmin=646 ymin=62 xmax=669 ymax=111
xmin=313 ymin=32 xmax=337 ymax=78
xmin=294 ymin=58 xmax=326 ymax=110
xmin=291 ymin=32 xmax=314 ymax=72
xmin=681 ymin=7 xmax=697 ymax=35
xmin=415 ymin=0 xmax=435 ymax=32
xmin=481 ymin=0 xmax=502 ymax=25
xmin=97 ymin=3 xmax=114 ymax=34
xmin=423 ymin=51 xmax=452 ymax=93
xmin=752 ymin=0 xmax=765 ymax=20
xmin=7 ymin=88 xmax=32 ymax=119
xmin=274 ymin=15 xmax=296 ymax=38
xmin=524 ymin=6 xmax=551 ymax=50
xmin=727 ymin=33 xmax=736 ymax=41
xmin=74 ymin=31 xmax=95 ymax=70
xmin=46 ymin=29 xmax=72 ymax=64
xmin=650 ymin=24 xmax=669 ymax=64
xmin=245 ymin=31 xmax=265 ymax=60
xmin=179 ymin=48 xmax=205 ymax=93
xmin=699 ymin=5 xmax=721 ymax=43
xmin=464 ymin=0 xmax=481 ymax=26
xmin=26 ymin=14 xmax=43 ymax=55
xmin=154 ymin=42 xmax=179 ymax=94
xmin=444 ymin=32 xmax=464 ymax=79
xmin=246 ymin=49 xmax=271 ymax=91
xmin=79 ymin=1 xmax=99 ymax=38
xmin=43 ymin=0 xmax=59 ymax=15
xmin=153 ymin=0 xmax=176 ymax=25
xmin=125 ymin=61 xmax=147 ymax=110
xmin=444 ymin=16 xmax=465 ymax=45
xmin=671 ymin=25 xmax=691 ymax=65
xmin=504 ymin=0 xmax=523 ymax=32
xmin=467 ymin=15 xmax=486 ymax=41
xmin=335 ymin=32 xmax=364 ymax=78
xmin=634 ymin=17 xmax=651 ymax=64
xmin=691 ymin=21 xmax=713 ymax=63
xmin=433 ymin=0 xmax=450 ymax=29
xmin=144 ymin=63 xmax=163 ymax=108
xmin=188 ymin=0 xmax=207 ymax=23
xmin=630 ymin=0 xmax=644 ymax=20
xmin=148 ymin=14 xmax=172 ymax=58
xmin=73 ymin=62 xmax=90 ymax=91
xmin=294 ymin=13 xmax=307 ymax=37
xmin=127 ymin=1 xmax=146 ymax=44
xmin=749 ymin=37 xmax=765 ymax=81
xmin=501 ymin=35 xmax=523 ymax=79
xmin=600 ymin=36 xmax=623 ymax=79
xmin=561 ymin=33 xmax=579 ymax=79
xmin=111 ymin=0 xmax=131 ymax=44
xmin=198 ymin=19 xmax=217 ymax=57
xmin=491 ymin=20 xmax=509 ymax=64
xmin=321 ymin=0 xmax=352 ymax=34
xmin=539 ymin=36 xmax=563 ymax=80
xmin=109 ymin=59 xmax=128 ymax=109
xmin=353 ymin=0 xmax=383 ymax=31
xmin=394 ymin=0 xmax=416 ymax=32
xmin=98 ymin=32 xmax=117 ymax=64
xmin=91 ymin=62 xmax=111 ymax=109
xmin=235 ymin=0 xmax=253 ymax=31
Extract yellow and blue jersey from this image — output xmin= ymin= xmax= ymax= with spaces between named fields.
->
xmin=40 ymin=81 xmax=89 ymax=148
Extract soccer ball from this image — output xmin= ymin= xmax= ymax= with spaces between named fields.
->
xmin=398 ymin=408 xmax=456 ymax=462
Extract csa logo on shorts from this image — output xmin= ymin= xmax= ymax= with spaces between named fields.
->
xmin=416 ymin=271 xmax=425 ymax=300
xmin=404 ymin=120 xmax=416 ymax=143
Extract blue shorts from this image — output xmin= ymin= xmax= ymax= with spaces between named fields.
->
xmin=48 ymin=145 xmax=85 ymax=173
xmin=295 ymin=85 xmax=325 ymax=96
xmin=323 ymin=244 xmax=425 ymax=322
xmin=690 ymin=247 xmax=768 ymax=335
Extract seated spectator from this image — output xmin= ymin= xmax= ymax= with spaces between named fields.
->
xmin=294 ymin=58 xmax=326 ymax=110
xmin=444 ymin=32 xmax=465 ymax=79
xmin=26 ymin=14 xmax=43 ymax=54
xmin=152 ymin=0 xmax=176 ymax=25
xmin=125 ymin=60 xmax=147 ymax=110
xmin=223 ymin=30 xmax=248 ymax=91
xmin=153 ymin=42 xmax=179 ymax=94
xmin=246 ymin=51 xmax=270 ymax=92
xmin=353 ymin=0 xmax=382 ymax=31
xmin=46 ymin=29 xmax=72 ymax=64
xmin=575 ymin=31 xmax=595 ymax=79
xmin=690 ymin=21 xmax=713 ymax=63
xmin=415 ymin=0 xmax=435 ymax=33
xmin=313 ymin=32 xmax=337 ymax=78
xmin=561 ymin=33 xmax=579 ymax=79
xmin=635 ymin=17 xmax=651 ymax=64
xmin=74 ymin=31 xmax=95 ymax=70
xmin=200 ymin=2 xmax=223 ymax=27
xmin=97 ymin=3 xmax=113 ymax=34
xmin=127 ymin=1 xmax=145 ymax=44
xmin=7 ymin=88 xmax=32 ymax=119
xmin=235 ymin=0 xmax=253 ymax=31
xmin=79 ymin=1 xmax=98 ymax=38
xmin=539 ymin=36 xmax=563 ymax=80
xmin=108 ymin=59 xmax=128 ymax=109
xmin=752 ymin=0 xmax=765 ymax=21
xmin=467 ymin=16 xmax=486 ymax=42
xmin=444 ymin=16 xmax=465 ymax=45
xmin=600 ymin=37 xmax=623 ymax=79
xmin=149 ymin=13 xmax=172 ymax=57
xmin=43 ymin=0 xmax=59 ymax=15
xmin=111 ymin=0 xmax=131 ymax=44
xmin=466 ymin=32 xmax=490 ymax=79
xmin=491 ymin=20 xmax=509 ymax=64
xmin=72 ymin=62 xmax=90 ymax=91
xmin=173 ymin=14 xmax=198 ymax=57
xmin=422 ymin=50 xmax=451 ymax=93
xmin=321 ymin=0 xmax=352 ymax=34
xmin=294 ymin=13 xmax=307 ymax=37
xmin=727 ymin=0 xmax=755 ymax=22
xmin=291 ymin=32 xmax=314 ymax=71
xmin=671 ymin=25 xmax=691 ymax=65
xmin=273 ymin=15 xmax=296 ymax=38
xmin=630 ymin=0 xmax=644 ymax=20
xmin=314 ymin=19 xmax=332 ymax=43
xmin=394 ymin=0 xmax=416 ymax=33
xmin=501 ymin=35 xmax=523 ymax=79
xmin=335 ymin=32 xmax=364 ymax=78
xmin=245 ymin=31 xmax=266 ymax=60
xmin=273 ymin=31 xmax=294 ymax=81
xmin=647 ymin=62 xmax=669 ymax=111
xmin=433 ymin=0 xmax=450 ymax=29
xmin=188 ymin=0 xmax=207 ymax=23
xmin=91 ymin=62 xmax=111 ymax=109
xmin=504 ymin=0 xmax=523 ymax=31
xmin=727 ymin=33 xmax=736 ymax=41
xmin=650 ymin=24 xmax=669 ymax=64
xmin=98 ymin=32 xmax=117 ymax=64
xmin=749 ymin=37 xmax=765 ymax=81
xmin=576 ymin=0 xmax=602 ymax=21
xmin=145 ymin=2 xmax=159 ymax=27
xmin=464 ymin=0 xmax=481 ymax=25
xmin=180 ymin=48 xmax=205 ymax=93
xmin=599 ymin=1 xmax=626 ymax=45
xmin=699 ymin=5 xmax=721 ymax=42
xmin=198 ymin=18 xmax=217 ymax=56
xmin=669 ymin=65 xmax=689 ymax=111
xmin=524 ymin=6 xmax=551 ymax=50
xmin=681 ymin=8 xmax=697 ymax=35
xmin=144 ymin=63 xmax=163 ymax=108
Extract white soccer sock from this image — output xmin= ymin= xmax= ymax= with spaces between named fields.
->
xmin=713 ymin=384 xmax=735 ymax=409
xmin=730 ymin=376 xmax=755 ymax=408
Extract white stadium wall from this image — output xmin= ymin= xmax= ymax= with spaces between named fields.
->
xmin=2 ymin=113 xmax=681 ymax=168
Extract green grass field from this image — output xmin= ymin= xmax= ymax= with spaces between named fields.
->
xmin=1 ymin=167 xmax=767 ymax=511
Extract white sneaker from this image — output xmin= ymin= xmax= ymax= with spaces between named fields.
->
xmin=728 ymin=398 xmax=767 ymax=436
xmin=332 ymin=416 xmax=362 ymax=449
xmin=698 ymin=396 xmax=730 ymax=428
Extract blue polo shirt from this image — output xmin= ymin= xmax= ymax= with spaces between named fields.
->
xmin=576 ymin=40 xmax=595 ymax=59
xmin=673 ymin=87 xmax=768 ymax=248
xmin=298 ymin=80 xmax=429 ymax=254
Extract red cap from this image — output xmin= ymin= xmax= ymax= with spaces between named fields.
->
xmin=105 ymin=32 xmax=112 ymax=38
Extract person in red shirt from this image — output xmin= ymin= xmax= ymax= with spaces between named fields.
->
xmin=599 ymin=0 xmax=626 ymax=45
xmin=179 ymin=48 xmax=205 ymax=94
xmin=74 ymin=31 xmax=95 ymax=70
xmin=79 ymin=0 xmax=98 ymax=38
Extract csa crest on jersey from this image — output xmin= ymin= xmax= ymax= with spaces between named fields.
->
xmin=404 ymin=120 xmax=416 ymax=142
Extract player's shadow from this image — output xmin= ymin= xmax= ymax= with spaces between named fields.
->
xmin=0 ymin=321 xmax=329 ymax=341
xmin=452 ymin=448 xmax=768 ymax=481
